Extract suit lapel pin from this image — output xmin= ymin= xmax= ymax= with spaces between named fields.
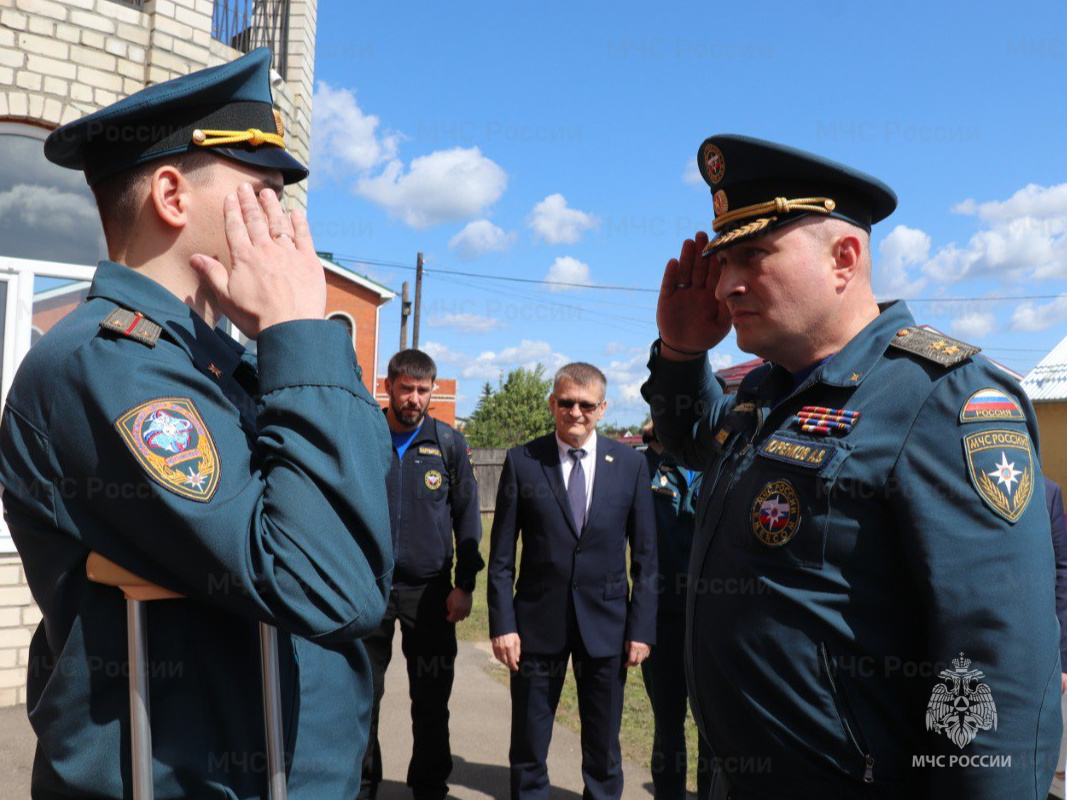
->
xmin=604 ymin=454 xmax=614 ymax=462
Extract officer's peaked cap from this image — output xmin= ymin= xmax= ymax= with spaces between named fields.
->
xmin=45 ymin=47 xmax=307 ymax=187
xmin=697 ymin=134 xmax=897 ymax=256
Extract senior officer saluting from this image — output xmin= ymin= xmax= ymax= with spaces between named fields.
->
xmin=360 ymin=349 xmax=482 ymax=800
xmin=641 ymin=135 xmax=1061 ymax=799
xmin=0 ymin=49 xmax=393 ymax=799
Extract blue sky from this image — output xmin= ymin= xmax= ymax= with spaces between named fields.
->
xmin=307 ymin=0 xmax=1067 ymax=423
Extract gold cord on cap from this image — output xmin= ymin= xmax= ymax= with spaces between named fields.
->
xmin=191 ymin=127 xmax=286 ymax=149
xmin=712 ymin=196 xmax=836 ymax=232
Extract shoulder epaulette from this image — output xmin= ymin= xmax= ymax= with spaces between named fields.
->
xmin=888 ymin=326 xmax=979 ymax=367
xmin=99 ymin=308 xmax=162 ymax=347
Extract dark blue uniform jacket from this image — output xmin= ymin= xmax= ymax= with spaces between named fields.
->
xmin=644 ymin=449 xmax=701 ymax=617
xmin=642 ymin=301 xmax=1061 ymax=799
xmin=387 ymin=416 xmax=483 ymax=591
xmin=0 ymin=261 xmax=394 ymax=799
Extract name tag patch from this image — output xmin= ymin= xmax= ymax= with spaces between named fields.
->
xmin=759 ymin=434 xmax=831 ymax=469
xmin=418 ymin=445 xmax=442 ymax=456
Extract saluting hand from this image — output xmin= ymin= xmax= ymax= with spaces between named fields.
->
xmin=190 ymin=184 xmax=327 ymax=338
xmin=656 ymin=231 xmax=732 ymax=361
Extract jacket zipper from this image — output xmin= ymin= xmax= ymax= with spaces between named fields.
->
xmin=820 ymin=642 xmax=875 ymax=784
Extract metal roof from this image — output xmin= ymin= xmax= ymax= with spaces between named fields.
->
xmin=1021 ymin=333 xmax=1067 ymax=402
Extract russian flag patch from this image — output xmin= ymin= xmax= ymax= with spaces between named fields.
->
xmin=959 ymin=388 xmax=1025 ymax=424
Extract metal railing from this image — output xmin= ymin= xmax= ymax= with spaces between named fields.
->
xmin=212 ymin=0 xmax=291 ymax=75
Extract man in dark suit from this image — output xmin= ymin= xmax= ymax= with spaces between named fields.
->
xmin=488 ymin=362 xmax=657 ymax=800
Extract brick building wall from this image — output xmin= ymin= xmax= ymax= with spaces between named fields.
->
xmin=325 ymin=270 xmax=384 ymax=396
xmin=0 ymin=0 xmax=319 ymax=707
xmin=0 ymin=0 xmax=317 ymax=209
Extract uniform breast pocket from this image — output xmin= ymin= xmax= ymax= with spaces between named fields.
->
xmin=414 ymin=457 xmax=450 ymax=501
xmin=731 ymin=434 xmax=852 ymax=570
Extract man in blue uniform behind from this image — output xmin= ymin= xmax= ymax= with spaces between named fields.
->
xmin=639 ymin=421 xmax=713 ymax=800
xmin=641 ymin=134 xmax=1061 ymax=799
xmin=0 ymin=49 xmax=393 ymax=799
xmin=359 ymin=349 xmax=482 ymax=800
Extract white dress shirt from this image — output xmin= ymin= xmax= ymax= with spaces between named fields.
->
xmin=556 ymin=430 xmax=597 ymax=519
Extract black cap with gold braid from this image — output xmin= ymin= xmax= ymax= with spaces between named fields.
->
xmin=697 ymin=134 xmax=897 ymax=256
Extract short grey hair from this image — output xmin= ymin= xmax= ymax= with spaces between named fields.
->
xmin=553 ymin=362 xmax=607 ymax=396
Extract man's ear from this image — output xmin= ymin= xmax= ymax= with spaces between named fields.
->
xmin=832 ymin=233 xmax=863 ymax=291
xmin=148 ymin=165 xmax=188 ymax=230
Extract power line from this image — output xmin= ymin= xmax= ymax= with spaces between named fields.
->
xmin=329 ymin=253 xmax=1066 ymax=303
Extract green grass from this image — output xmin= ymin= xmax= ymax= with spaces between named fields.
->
xmin=456 ymin=515 xmax=702 ymax=793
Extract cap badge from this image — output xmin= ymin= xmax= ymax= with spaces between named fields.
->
xmin=713 ymin=190 xmax=729 ymax=216
xmin=704 ymin=144 xmax=725 ymax=184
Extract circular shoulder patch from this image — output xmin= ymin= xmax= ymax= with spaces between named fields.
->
xmin=424 ymin=469 xmax=443 ymax=490
xmin=750 ymin=480 xmax=801 ymax=547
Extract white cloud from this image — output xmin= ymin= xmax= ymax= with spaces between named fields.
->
xmin=311 ymin=82 xmax=398 ymax=178
xmin=422 ymin=338 xmax=569 ymax=383
xmin=426 ymin=313 xmax=506 ymax=334
xmin=918 ymin=183 xmax=1067 ymax=284
xmin=709 ymin=352 xmax=735 ymax=370
xmin=448 ymin=219 xmax=517 ymax=261
xmin=875 ymin=225 xmax=930 ymax=297
xmin=544 ymin=256 xmax=593 ymax=292
xmin=682 ymin=160 xmax=704 ymax=187
xmin=310 ymin=83 xmax=508 ymax=229
xmin=528 ymin=194 xmax=599 ymax=244
xmin=950 ymin=311 xmax=998 ymax=339
xmin=1011 ymin=294 xmax=1067 ymax=332
xmin=356 ymin=147 xmax=508 ymax=229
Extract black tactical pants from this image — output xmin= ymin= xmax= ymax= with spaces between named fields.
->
xmin=359 ymin=579 xmax=457 ymax=800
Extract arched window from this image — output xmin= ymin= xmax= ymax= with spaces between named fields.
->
xmin=327 ymin=312 xmax=357 ymax=349
xmin=0 ymin=122 xmax=107 ymax=265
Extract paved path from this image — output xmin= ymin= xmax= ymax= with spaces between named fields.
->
xmin=0 ymin=638 xmax=657 ymax=799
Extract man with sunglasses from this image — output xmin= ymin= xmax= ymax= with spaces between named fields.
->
xmin=488 ymin=362 xmax=657 ymax=800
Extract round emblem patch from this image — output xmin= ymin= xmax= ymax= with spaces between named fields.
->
xmin=424 ymin=469 xmax=443 ymax=490
xmin=750 ymin=480 xmax=801 ymax=547
xmin=713 ymin=189 xmax=729 ymax=216
xmin=704 ymin=144 xmax=726 ymax=184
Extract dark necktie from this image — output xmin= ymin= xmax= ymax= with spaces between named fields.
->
xmin=567 ymin=447 xmax=587 ymax=531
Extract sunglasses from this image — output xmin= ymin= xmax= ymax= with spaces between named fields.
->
xmin=556 ymin=398 xmax=601 ymax=412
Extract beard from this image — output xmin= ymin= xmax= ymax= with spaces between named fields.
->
xmin=392 ymin=401 xmax=427 ymax=428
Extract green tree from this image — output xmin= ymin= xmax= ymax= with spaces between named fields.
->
xmin=465 ymin=365 xmax=555 ymax=448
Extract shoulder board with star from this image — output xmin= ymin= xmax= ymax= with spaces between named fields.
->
xmin=888 ymin=327 xmax=979 ymax=367
xmin=100 ymin=309 xmax=162 ymax=347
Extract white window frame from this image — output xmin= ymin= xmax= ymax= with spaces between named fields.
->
xmin=0 ymin=256 xmax=97 ymax=553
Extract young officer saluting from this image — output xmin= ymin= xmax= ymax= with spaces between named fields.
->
xmin=359 ymin=349 xmax=482 ymax=800
xmin=0 ymin=49 xmax=393 ymax=799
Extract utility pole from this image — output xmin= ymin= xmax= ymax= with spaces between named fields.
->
xmin=412 ymin=252 xmax=423 ymax=349
xmin=399 ymin=281 xmax=411 ymax=350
